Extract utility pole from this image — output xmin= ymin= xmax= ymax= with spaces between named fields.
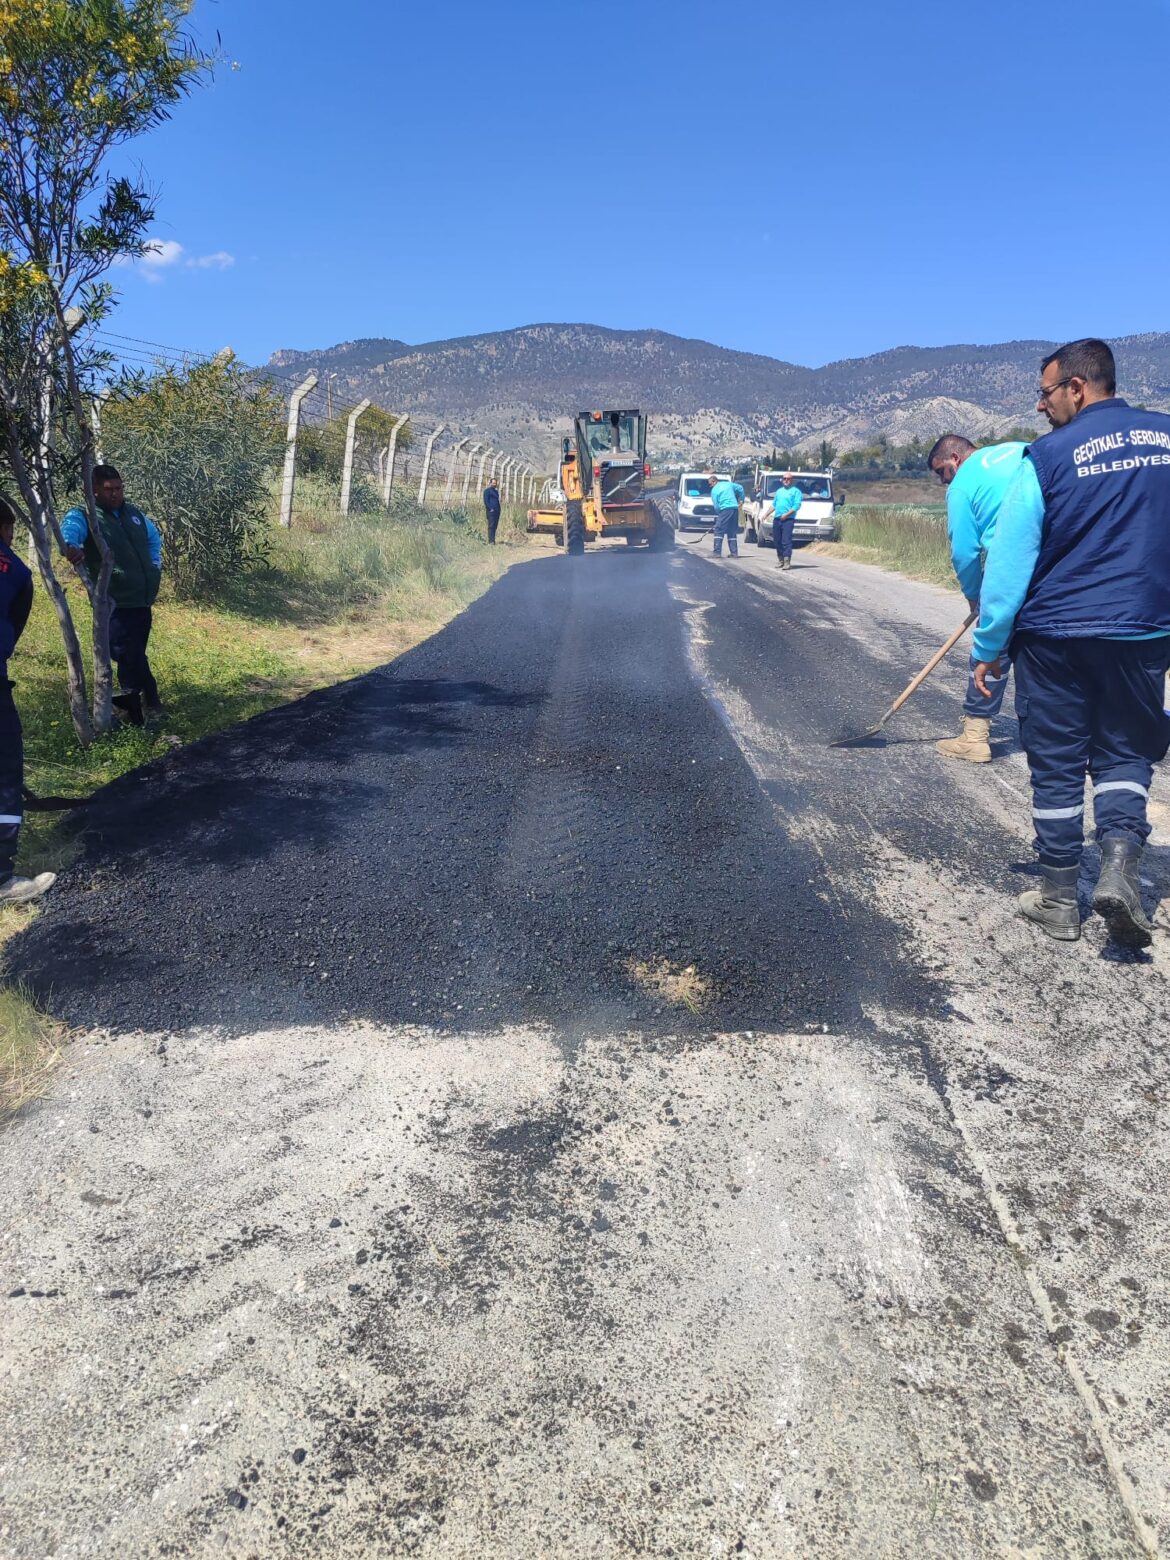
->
xmin=443 ymin=436 xmax=471 ymax=506
xmin=339 ymin=398 xmax=372 ymax=516
xmin=279 ymin=372 xmax=318 ymax=528
xmin=382 ymin=414 xmax=409 ymax=508
xmin=417 ymin=424 xmax=446 ymax=506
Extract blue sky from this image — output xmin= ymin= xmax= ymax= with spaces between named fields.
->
xmin=110 ymin=0 xmax=1170 ymax=369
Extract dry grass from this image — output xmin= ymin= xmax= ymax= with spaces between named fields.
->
xmin=0 ymin=977 xmax=64 ymax=1120
xmin=625 ymin=957 xmax=712 ymax=1013
xmin=823 ymin=504 xmax=955 ymax=588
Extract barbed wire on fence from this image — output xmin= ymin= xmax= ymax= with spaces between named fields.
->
xmin=86 ymin=327 xmax=553 ymax=523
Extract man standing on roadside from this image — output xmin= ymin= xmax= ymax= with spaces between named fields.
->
xmin=709 ymin=470 xmax=745 ymax=558
xmin=60 ymin=465 xmax=163 ymax=726
xmin=972 ymin=338 xmax=1170 ymax=947
xmin=0 ymin=496 xmax=55 ymax=904
xmin=927 ymin=433 xmax=1027 ymax=762
xmin=483 ymin=477 xmax=502 ymax=545
xmin=771 ymin=472 xmax=802 ymax=570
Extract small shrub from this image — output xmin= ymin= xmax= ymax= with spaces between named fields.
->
xmin=102 ymin=354 xmax=284 ymax=598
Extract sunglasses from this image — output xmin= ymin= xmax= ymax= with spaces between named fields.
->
xmin=1037 ymin=376 xmax=1073 ymax=402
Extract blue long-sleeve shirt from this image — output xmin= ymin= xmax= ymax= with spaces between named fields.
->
xmin=710 ymin=479 xmax=744 ymax=512
xmin=60 ymin=506 xmax=162 ymax=569
xmin=972 ymin=459 xmax=1045 ymax=662
xmin=946 ymin=442 xmax=1026 ymax=604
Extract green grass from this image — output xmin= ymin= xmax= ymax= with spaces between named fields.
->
xmin=833 ymin=504 xmax=955 ymax=587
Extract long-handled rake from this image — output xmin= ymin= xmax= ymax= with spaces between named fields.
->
xmin=829 ymin=609 xmax=979 ymax=748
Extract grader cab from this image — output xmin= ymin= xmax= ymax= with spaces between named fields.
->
xmin=526 ymin=408 xmax=673 ymax=554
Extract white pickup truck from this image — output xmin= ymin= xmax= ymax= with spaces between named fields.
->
xmin=744 ymin=470 xmax=841 ymax=546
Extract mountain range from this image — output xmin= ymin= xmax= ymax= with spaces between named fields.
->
xmin=267 ymin=325 xmax=1170 ymax=467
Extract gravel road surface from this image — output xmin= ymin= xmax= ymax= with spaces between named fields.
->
xmin=2 ymin=528 xmax=1167 ymax=1558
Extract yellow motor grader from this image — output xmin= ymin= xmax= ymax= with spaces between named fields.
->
xmin=526 ymin=409 xmax=673 ymax=554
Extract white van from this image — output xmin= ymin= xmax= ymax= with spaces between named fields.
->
xmin=746 ymin=470 xmax=839 ymax=546
xmin=676 ymin=471 xmax=732 ymax=531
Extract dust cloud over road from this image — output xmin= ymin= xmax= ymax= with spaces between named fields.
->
xmin=2 ymin=540 xmax=1167 ymax=1558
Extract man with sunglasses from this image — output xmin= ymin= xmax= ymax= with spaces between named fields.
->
xmin=971 ymin=338 xmax=1170 ymax=946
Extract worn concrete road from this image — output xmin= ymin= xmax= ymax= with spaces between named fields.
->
xmin=2 ymin=531 xmax=1167 ymax=1558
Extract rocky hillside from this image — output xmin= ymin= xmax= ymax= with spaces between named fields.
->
xmin=267 ymin=324 xmax=1170 ymax=467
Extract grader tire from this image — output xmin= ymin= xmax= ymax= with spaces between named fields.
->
xmin=565 ymin=501 xmax=585 ymax=556
xmin=646 ymin=501 xmax=674 ymax=552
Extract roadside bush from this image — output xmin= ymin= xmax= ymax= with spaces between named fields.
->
xmin=102 ymin=354 xmax=284 ymax=597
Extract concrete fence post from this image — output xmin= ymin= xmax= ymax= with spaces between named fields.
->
xmin=417 ymin=423 xmax=446 ymax=506
xmin=443 ymin=437 xmax=470 ymax=506
xmin=475 ymin=446 xmax=491 ymax=498
xmin=279 ymin=372 xmax=318 ymax=528
xmin=382 ymin=414 xmax=410 ymax=508
xmin=460 ymin=442 xmax=483 ymax=504
xmin=489 ymin=451 xmax=503 ymax=484
xmin=501 ymin=458 xmax=514 ymax=503
xmin=92 ymin=391 xmax=109 ymax=462
xmin=339 ymin=397 xmax=372 ymax=516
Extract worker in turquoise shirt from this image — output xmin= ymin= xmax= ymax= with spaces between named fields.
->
xmin=771 ymin=474 xmax=802 ymax=570
xmin=708 ymin=471 xmax=745 ymax=558
xmin=973 ymin=338 xmax=1170 ymax=947
xmin=927 ymin=434 xmax=1026 ymax=762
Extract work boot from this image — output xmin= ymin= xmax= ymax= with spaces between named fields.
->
xmin=936 ymin=715 xmax=992 ymax=763
xmin=1092 ymin=838 xmax=1154 ymax=948
xmin=112 ymin=690 xmax=144 ymax=727
xmin=783 ymin=558 xmax=793 ymax=571
xmin=0 ymin=871 xmax=56 ymax=905
xmin=1018 ymin=864 xmax=1081 ymax=941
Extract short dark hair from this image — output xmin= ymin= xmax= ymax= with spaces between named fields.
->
xmin=1041 ymin=338 xmax=1116 ymax=395
xmin=926 ymin=433 xmax=975 ymax=470
xmin=0 ymin=494 xmax=17 ymax=532
xmin=92 ymin=463 xmax=122 ymax=485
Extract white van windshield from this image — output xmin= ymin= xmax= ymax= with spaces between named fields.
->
xmin=763 ymin=474 xmax=832 ymax=500
xmin=681 ymin=476 xmax=714 ymax=497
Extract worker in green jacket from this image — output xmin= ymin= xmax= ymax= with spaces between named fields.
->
xmin=61 ymin=465 xmax=163 ymax=725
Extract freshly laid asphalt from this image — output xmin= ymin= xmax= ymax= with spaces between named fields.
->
xmin=10 ymin=546 xmax=934 ymax=1041
xmin=4 ymin=531 xmax=1169 ymax=1558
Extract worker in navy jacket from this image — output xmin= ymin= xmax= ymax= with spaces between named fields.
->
xmin=483 ymin=479 xmax=501 ymax=545
xmin=0 ymin=495 xmax=56 ymax=903
xmin=973 ymin=339 xmax=1170 ymax=947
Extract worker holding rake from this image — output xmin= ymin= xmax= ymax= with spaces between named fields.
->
xmin=928 ymin=434 xmax=1028 ymax=761
xmin=972 ymin=338 xmax=1170 ymax=947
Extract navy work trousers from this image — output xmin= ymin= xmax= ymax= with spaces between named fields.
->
xmin=712 ymin=508 xmax=739 ymax=557
xmin=1014 ymin=633 xmax=1170 ymax=867
xmin=963 ymin=648 xmax=1012 ymax=719
xmin=485 ymin=505 xmax=500 ymax=544
xmin=0 ymin=670 xmax=22 ymax=879
xmin=109 ymin=606 xmax=160 ymax=707
xmin=774 ymin=516 xmax=796 ymax=560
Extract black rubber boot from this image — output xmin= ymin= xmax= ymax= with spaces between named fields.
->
xmin=1092 ymin=838 xmax=1154 ymax=948
xmin=1018 ymin=864 xmax=1081 ymax=942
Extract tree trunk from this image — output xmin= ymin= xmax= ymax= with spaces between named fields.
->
xmin=4 ymin=435 xmax=94 ymax=744
xmin=56 ymin=322 xmax=115 ymax=734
